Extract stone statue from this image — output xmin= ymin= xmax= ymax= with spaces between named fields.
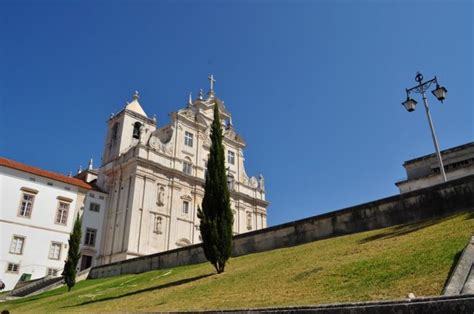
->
xmin=157 ymin=186 xmax=165 ymax=206
xmin=258 ymin=174 xmax=265 ymax=192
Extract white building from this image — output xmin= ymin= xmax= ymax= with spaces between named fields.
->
xmin=0 ymin=157 xmax=107 ymax=291
xmin=396 ymin=142 xmax=474 ymax=193
xmin=96 ymin=77 xmax=269 ymax=264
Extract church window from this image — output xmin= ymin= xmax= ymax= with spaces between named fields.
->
xmin=89 ymin=202 xmax=100 ymax=212
xmin=10 ymin=236 xmax=25 ymax=255
xmin=228 ymin=151 xmax=235 ymax=165
xmin=227 ymin=150 xmax=235 ymax=165
xmin=153 ymin=216 xmax=162 ymax=234
xmin=133 ymin=122 xmax=142 ymax=139
xmin=55 ymin=201 xmax=70 ymax=225
xmin=111 ymin=123 xmax=119 ymax=141
xmin=182 ymin=201 xmax=189 ymax=214
xmin=48 ymin=242 xmax=62 ymax=260
xmin=183 ymin=158 xmax=192 ymax=175
xmin=184 ymin=131 xmax=194 ymax=147
xmin=84 ymin=228 xmax=97 ymax=247
xmin=18 ymin=192 xmax=35 ymax=218
xmin=246 ymin=212 xmax=252 ymax=230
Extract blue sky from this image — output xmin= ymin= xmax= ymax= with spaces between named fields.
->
xmin=1 ymin=0 xmax=472 ymax=226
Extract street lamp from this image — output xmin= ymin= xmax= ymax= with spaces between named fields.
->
xmin=402 ymin=72 xmax=448 ymax=183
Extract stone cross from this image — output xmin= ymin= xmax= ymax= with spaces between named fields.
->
xmin=208 ymin=74 xmax=216 ymax=91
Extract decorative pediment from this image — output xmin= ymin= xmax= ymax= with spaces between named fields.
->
xmin=180 ymin=194 xmax=192 ymax=201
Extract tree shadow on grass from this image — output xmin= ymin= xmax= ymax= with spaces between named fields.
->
xmin=358 ymin=213 xmax=463 ymax=244
xmin=467 ymin=210 xmax=474 ymax=220
xmin=61 ymin=273 xmax=213 ymax=308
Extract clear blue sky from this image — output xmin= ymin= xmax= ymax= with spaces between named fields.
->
xmin=1 ymin=0 xmax=472 ymax=226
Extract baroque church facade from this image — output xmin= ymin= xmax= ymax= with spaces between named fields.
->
xmin=96 ymin=77 xmax=269 ymax=264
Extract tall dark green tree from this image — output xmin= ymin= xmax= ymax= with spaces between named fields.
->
xmin=63 ymin=213 xmax=82 ymax=292
xmin=197 ymin=103 xmax=234 ymax=274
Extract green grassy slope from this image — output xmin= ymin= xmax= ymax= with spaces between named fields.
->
xmin=3 ymin=211 xmax=473 ymax=312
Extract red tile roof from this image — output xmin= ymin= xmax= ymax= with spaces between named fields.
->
xmin=0 ymin=157 xmax=98 ymax=191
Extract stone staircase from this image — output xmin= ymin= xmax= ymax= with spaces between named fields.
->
xmin=444 ymin=235 xmax=474 ymax=295
xmin=7 ymin=268 xmax=91 ymax=297
xmin=8 ymin=276 xmax=63 ymax=297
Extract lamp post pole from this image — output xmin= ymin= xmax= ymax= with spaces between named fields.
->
xmin=420 ymin=89 xmax=447 ymax=182
xmin=402 ymin=72 xmax=449 ymax=183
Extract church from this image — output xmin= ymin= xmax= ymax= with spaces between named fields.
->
xmin=0 ymin=76 xmax=269 ymax=290
xmin=93 ymin=75 xmax=269 ymax=264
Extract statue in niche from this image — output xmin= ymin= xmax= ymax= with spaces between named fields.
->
xmin=157 ymin=186 xmax=165 ymax=206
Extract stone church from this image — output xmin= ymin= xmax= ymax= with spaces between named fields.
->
xmin=95 ymin=76 xmax=269 ymax=264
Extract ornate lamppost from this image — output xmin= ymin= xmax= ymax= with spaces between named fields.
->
xmin=402 ymin=72 xmax=448 ymax=182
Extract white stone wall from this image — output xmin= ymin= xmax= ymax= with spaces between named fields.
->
xmin=0 ymin=166 xmax=107 ymax=290
xmin=0 ymin=167 xmax=79 ymax=290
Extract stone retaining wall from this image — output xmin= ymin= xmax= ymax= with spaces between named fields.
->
xmin=196 ymin=294 xmax=474 ymax=314
xmin=89 ymin=175 xmax=474 ymax=279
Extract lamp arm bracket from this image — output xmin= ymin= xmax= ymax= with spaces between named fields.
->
xmin=406 ymin=77 xmax=438 ymax=96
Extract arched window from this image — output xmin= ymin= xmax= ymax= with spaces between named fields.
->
xmin=132 ymin=122 xmax=142 ymax=139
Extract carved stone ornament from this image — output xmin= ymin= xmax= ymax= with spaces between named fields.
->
xmin=249 ymin=176 xmax=258 ymax=188
xmin=149 ymin=136 xmax=160 ymax=150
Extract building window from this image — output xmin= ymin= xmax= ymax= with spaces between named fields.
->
xmin=55 ymin=202 xmax=70 ymax=225
xmin=182 ymin=201 xmax=189 ymax=214
xmin=49 ymin=242 xmax=62 ymax=260
xmin=184 ymin=131 xmax=194 ymax=147
xmin=10 ymin=236 xmax=25 ymax=255
xmin=247 ymin=212 xmax=252 ymax=230
xmin=18 ymin=193 xmax=35 ymax=218
xmin=228 ymin=151 xmax=235 ymax=165
xmin=46 ymin=268 xmax=59 ymax=277
xmin=89 ymin=202 xmax=100 ymax=212
xmin=154 ymin=216 xmax=162 ymax=234
xmin=84 ymin=228 xmax=97 ymax=247
xmin=183 ymin=159 xmax=192 ymax=175
xmin=6 ymin=263 xmax=19 ymax=273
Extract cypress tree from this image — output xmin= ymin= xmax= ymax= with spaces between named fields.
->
xmin=63 ymin=213 xmax=82 ymax=292
xmin=197 ymin=103 xmax=233 ymax=273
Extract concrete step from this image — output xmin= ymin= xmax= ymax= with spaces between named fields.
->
xmin=444 ymin=236 xmax=474 ymax=295
xmin=462 ymin=266 xmax=474 ymax=294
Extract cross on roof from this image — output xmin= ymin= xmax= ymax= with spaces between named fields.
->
xmin=208 ymin=74 xmax=216 ymax=92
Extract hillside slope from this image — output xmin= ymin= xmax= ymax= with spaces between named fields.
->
xmin=3 ymin=211 xmax=473 ymax=312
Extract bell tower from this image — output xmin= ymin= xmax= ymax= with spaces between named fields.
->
xmin=102 ymin=91 xmax=156 ymax=166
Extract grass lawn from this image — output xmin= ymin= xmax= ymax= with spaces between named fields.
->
xmin=2 ymin=211 xmax=473 ymax=312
